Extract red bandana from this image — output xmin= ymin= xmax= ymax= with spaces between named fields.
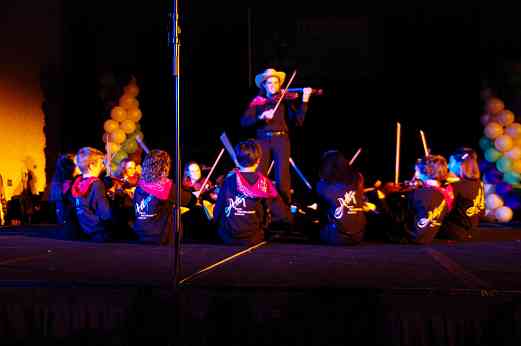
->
xmin=435 ymin=184 xmax=455 ymax=211
xmin=234 ymin=169 xmax=278 ymax=199
xmin=71 ymin=176 xmax=98 ymax=198
xmin=138 ymin=178 xmax=172 ymax=201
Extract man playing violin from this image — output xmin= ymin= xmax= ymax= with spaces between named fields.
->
xmin=241 ymin=68 xmax=312 ymax=205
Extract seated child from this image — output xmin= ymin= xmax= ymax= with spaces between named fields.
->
xmin=133 ymin=150 xmax=194 ymax=245
xmin=441 ymin=148 xmax=484 ymax=240
xmin=106 ymin=158 xmax=141 ymax=241
xmin=182 ymin=161 xmax=218 ymax=202
xmin=405 ymin=155 xmax=453 ymax=244
xmin=316 ymin=150 xmax=367 ymax=245
xmin=113 ymin=159 xmax=140 ymax=190
xmin=213 ymin=140 xmax=284 ymax=245
xmin=181 ymin=160 xmax=218 ymax=242
xmin=71 ymin=147 xmax=112 ymax=242
xmin=49 ymin=153 xmax=79 ymax=225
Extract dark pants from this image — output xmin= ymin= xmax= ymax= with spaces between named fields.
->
xmin=320 ymin=224 xmax=364 ymax=246
xmin=218 ymin=227 xmax=264 ymax=246
xmin=439 ymin=223 xmax=477 ymax=241
xmin=256 ymin=134 xmax=292 ymax=204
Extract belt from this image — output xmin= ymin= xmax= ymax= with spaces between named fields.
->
xmin=259 ymin=131 xmax=287 ymax=137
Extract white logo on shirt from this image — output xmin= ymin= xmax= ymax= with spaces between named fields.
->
xmin=135 ymin=196 xmax=157 ymax=219
xmin=225 ymin=195 xmax=256 ymax=217
xmin=334 ymin=191 xmax=361 ymax=219
xmin=417 ymin=200 xmax=446 ymax=229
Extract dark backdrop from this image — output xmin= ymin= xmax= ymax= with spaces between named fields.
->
xmin=49 ymin=4 xmax=521 ymax=191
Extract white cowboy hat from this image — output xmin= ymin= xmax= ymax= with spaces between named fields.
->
xmin=254 ymin=68 xmax=286 ymax=88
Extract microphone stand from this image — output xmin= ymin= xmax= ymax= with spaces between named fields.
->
xmin=171 ymin=0 xmax=182 ymax=289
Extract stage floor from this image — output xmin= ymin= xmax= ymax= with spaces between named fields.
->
xmin=0 ymin=224 xmax=519 ymax=290
xmin=1 ymin=225 xmax=521 ymax=345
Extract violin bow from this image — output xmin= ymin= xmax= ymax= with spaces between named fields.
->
xmin=220 ymin=132 xmax=239 ymax=167
xmin=197 ymin=148 xmax=225 ymax=196
xmin=272 ymin=70 xmax=297 ymax=114
xmin=348 ymin=148 xmax=362 ymax=166
xmin=289 ymin=157 xmax=312 ymax=191
xmin=267 ymin=160 xmax=275 ymax=176
xmin=395 ymin=122 xmax=401 ymax=185
xmin=419 ymin=130 xmax=429 ymax=157
xmin=136 ymin=135 xmax=150 ymax=154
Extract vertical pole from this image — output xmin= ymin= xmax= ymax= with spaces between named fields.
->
xmin=172 ymin=0 xmax=182 ymax=288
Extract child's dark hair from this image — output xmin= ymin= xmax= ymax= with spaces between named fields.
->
xmin=449 ymin=147 xmax=480 ymax=179
xmin=235 ymin=140 xmax=262 ymax=168
xmin=416 ymin=155 xmax=448 ymax=182
xmin=319 ymin=150 xmax=360 ymax=188
xmin=52 ymin=154 xmax=76 ymax=183
xmin=49 ymin=153 xmax=77 ymax=201
xmin=141 ymin=150 xmax=171 ymax=183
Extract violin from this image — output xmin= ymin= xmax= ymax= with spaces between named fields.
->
xmin=364 ymin=179 xmax=420 ymax=198
xmin=273 ymin=92 xmax=299 ymax=101
xmin=384 ymin=182 xmax=419 ymax=194
xmin=184 ymin=177 xmax=218 ymax=203
xmin=105 ymin=175 xmax=137 ymax=200
xmin=286 ymin=88 xmax=324 ymax=96
xmin=273 ymin=88 xmax=323 ymax=101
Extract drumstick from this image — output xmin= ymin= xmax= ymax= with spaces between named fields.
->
xmin=272 ymin=70 xmax=297 ymax=115
xmin=395 ymin=122 xmax=401 ymax=185
xmin=419 ymin=130 xmax=429 ymax=157
xmin=135 ymin=135 xmax=150 ymax=154
xmin=267 ymin=160 xmax=275 ymax=176
xmin=348 ymin=148 xmax=362 ymax=166
xmin=197 ymin=148 xmax=225 ymax=196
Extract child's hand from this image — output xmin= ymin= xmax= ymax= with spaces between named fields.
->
xmin=259 ymin=109 xmax=274 ymax=120
xmin=302 ymin=87 xmax=312 ymax=102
